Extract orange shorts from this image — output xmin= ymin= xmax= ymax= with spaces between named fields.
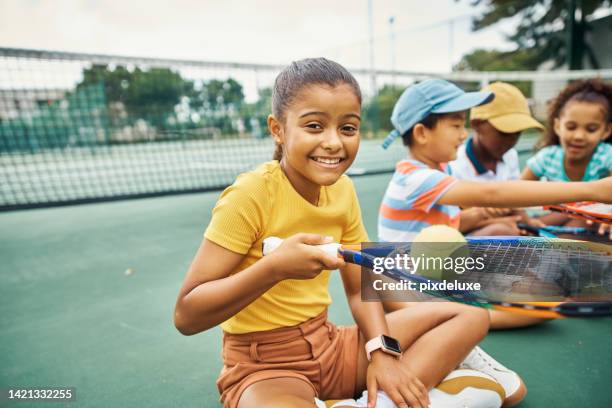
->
xmin=216 ymin=310 xmax=359 ymax=408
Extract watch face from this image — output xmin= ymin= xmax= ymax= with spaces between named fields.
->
xmin=381 ymin=335 xmax=401 ymax=354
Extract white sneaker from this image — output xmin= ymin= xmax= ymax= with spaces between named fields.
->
xmin=432 ymin=369 xmax=504 ymax=408
xmin=459 ymin=346 xmax=526 ymax=407
xmin=324 ymin=369 xmax=504 ymax=408
xmin=314 ymin=397 xmax=328 ymax=408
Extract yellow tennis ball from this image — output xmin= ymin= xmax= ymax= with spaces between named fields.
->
xmin=410 ymin=225 xmax=469 ymax=281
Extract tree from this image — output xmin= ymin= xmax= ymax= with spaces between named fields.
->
xmin=453 ymin=48 xmax=535 ymax=95
xmin=241 ymin=87 xmax=272 ymax=138
xmin=190 ymin=79 xmax=244 ymax=114
xmin=77 ymin=64 xmax=195 ymax=130
xmin=463 ymin=0 xmax=611 ymax=69
xmin=188 ymin=78 xmax=246 ymax=135
xmin=454 ymin=49 xmax=538 ymax=71
xmin=363 ymin=85 xmax=405 ymax=134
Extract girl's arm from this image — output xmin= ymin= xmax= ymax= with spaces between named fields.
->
xmin=519 ymin=167 xmax=575 ymax=226
xmin=174 ymin=239 xmax=280 ymax=335
xmin=340 ymin=263 xmax=391 ymax=344
xmin=521 ymin=167 xmax=539 ymax=181
xmin=437 ymin=177 xmax=612 ymax=208
xmin=174 ymin=234 xmax=342 ymax=335
xmin=339 ymin=262 xmax=429 ymax=408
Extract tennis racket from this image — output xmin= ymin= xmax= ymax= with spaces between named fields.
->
xmin=545 ymin=202 xmax=612 ymax=225
xmin=516 ymin=222 xmax=609 ymax=243
xmin=262 ymin=236 xmax=612 ymax=318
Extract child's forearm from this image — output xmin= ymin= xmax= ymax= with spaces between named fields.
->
xmin=341 ymin=263 xmax=393 ymax=342
xmin=174 ymin=257 xmax=280 ymax=335
xmin=485 ymin=180 xmax=596 ymax=207
xmin=442 ymin=179 xmax=605 ymax=208
xmin=348 ymin=295 xmax=391 ymax=341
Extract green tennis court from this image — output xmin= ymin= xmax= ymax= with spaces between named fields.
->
xmin=1 ymin=172 xmax=611 ymax=407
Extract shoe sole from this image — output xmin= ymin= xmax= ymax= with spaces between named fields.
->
xmin=503 ymin=377 xmax=527 ymax=407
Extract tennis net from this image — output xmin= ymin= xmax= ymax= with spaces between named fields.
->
xmin=1 ymin=48 xmax=413 ymax=210
xmin=3 ymin=47 xmax=608 ymax=210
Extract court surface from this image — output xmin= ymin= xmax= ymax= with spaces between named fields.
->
xmin=1 ymin=173 xmax=611 ymax=407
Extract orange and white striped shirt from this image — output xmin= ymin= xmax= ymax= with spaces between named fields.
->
xmin=378 ymin=159 xmax=460 ymax=241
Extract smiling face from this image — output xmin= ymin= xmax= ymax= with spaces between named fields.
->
xmin=419 ymin=112 xmax=468 ymax=165
xmin=554 ymin=100 xmax=611 ymax=162
xmin=472 ymin=120 xmax=521 ymax=161
xmin=268 ymin=83 xmax=361 ymax=202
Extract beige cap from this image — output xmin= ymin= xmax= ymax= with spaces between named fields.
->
xmin=470 ymin=82 xmax=544 ymax=133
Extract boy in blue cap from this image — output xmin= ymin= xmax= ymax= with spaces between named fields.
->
xmin=378 ymin=78 xmax=612 ymax=407
xmin=379 ymin=79 xmax=494 ymax=242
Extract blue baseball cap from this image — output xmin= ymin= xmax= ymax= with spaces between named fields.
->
xmin=381 ymin=79 xmax=494 ymax=149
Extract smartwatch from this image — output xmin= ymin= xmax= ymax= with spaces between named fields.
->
xmin=365 ymin=334 xmax=402 ymax=361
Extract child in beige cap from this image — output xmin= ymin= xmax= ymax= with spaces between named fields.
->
xmin=450 ymin=82 xmax=546 ymax=239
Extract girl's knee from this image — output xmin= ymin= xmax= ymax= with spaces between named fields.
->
xmin=461 ymin=306 xmax=490 ymax=338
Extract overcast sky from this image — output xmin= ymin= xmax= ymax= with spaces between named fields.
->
xmin=0 ymin=0 xmax=522 ymax=72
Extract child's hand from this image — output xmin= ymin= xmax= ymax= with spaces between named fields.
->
xmin=366 ymin=352 xmax=429 ymax=408
xmin=598 ymin=223 xmax=612 ymax=240
xmin=522 ymin=217 xmax=547 ymax=232
xmin=586 ymin=220 xmax=612 ymax=240
xmin=482 ymin=207 xmax=513 ymax=218
xmin=490 ymin=215 xmax=522 ymax=235
xmin=267 ymin=233 xmax=345 ymax=281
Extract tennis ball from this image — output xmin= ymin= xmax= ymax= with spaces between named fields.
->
xmin=410 ymin=225 xmax=469 ymax=281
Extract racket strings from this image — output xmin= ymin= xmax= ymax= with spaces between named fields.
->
xmin=377 ymin=239 xmax=611 ymax=301
xmin=472 ymin=241 xmax=610 ymax=299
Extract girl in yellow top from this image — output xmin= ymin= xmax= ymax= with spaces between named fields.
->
xmin=174 ymin=58 xmax=492 ymax=408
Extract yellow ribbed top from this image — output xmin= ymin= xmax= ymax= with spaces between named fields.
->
xmin=205 ymin=161 xmax=368 ymax=334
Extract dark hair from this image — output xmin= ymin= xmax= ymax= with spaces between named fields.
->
xmin=401 ymin=113 xmax=446 ymax=146
xmin=271 ymin=58 xmax=362 ymax=160
xmin=536 ymin=78 xmax=612 ymax=150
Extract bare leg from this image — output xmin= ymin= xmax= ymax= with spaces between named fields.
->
xmin=383 ymin=300 xmax=551 ymax=330
xmin=355 ymin=302 xmax=489 ymax=392
xmin=488 ymin=309 xmax=551 ymax=330
xmin=238 ymin=377 xmax=316 ymax=408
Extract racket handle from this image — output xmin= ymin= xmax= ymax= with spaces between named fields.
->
xmin=262 ymin=236 xmax=341 ymax=258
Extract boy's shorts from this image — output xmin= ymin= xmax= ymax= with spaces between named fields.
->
xmin=216 ymin=310 xmax=359 ymax=408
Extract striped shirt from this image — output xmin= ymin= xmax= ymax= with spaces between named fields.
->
xmin=526 ymin=143 xmax=612 ymax=181
xmin=378 ymin=159 xmax=460 ymax=242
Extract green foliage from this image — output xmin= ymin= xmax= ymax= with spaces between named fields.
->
xmin=0 ymin=83 xmax=108 ymax=151
xmin=3 ymin=66 xmax=271 ymax=150
xmin=241 ymin=87 xmax=272 ymax=138
xmin=462 ymin=0 xmax=611 ymax=68
xmin=77 ymin=65 xmax=251 ymax=136
xmin=186 ymin=78 xmax=246 ymax=135
xmin=454 ymin=48 xmax=538 ymax=71
xmin=453 ymin=48 xmax=534 ymax=96
xmin=363 ymin=84 xmax=405 ymax=134
xmin=189 ymin=78 xmax=244 ymax=113
xmin=78 ymin=65 xmax=193 ymax=129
